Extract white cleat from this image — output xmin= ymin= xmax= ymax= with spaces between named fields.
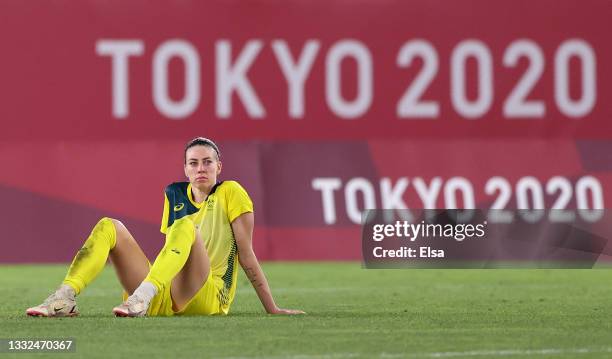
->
xmin=112 ymin=294 xmax=149 ymax=317
xmin=26 ymin=286 xmax=79 ymax=317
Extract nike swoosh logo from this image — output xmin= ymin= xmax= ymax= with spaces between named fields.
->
xmin=174 ymin=203 xmax=185 ymax=211
xmin=54 ymin=306 xmax=66 ymax=312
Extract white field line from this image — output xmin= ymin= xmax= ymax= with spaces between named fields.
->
xmin=218 ymin=347 xmax=612 ymax=359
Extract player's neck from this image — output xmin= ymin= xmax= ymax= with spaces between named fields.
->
xmin=191 ymin=185 xmax=210 ymax=203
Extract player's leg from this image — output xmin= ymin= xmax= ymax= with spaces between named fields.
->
xmin=169 ymin=228 xmax=210 ymax=311
xmin=63 ymin=218 xmax=150 ymax=295
xmin=106 ymin=219 xmax=151 ymax=295
xmin=26 ymin=217 xmax=150 ymax=317
xmin=113 ymin=217 xmax=211 ymax=316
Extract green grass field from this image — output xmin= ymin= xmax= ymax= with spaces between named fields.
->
xmin=0 ymin=263 xmax=611 ymax=358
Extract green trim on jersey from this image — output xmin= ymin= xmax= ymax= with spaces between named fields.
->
xmin=160 ymin=182 xmax=201 ymax=234
xmin=219 ymin=239 xmax=238 ymax=306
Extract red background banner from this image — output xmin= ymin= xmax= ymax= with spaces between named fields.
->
xmin=0 ymin=0 xmax=610 ymax=262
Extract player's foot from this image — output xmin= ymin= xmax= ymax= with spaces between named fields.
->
xmin=26 ymin=285 xmax=79 ymax=317
xmin=112 ymin=293 xmax=149 ymax=317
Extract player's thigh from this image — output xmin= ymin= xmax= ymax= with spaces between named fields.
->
xmin=170 ymin=230 xmax=211 ymax=311
xmin=108 ymin=219 xmax=150 ymax=295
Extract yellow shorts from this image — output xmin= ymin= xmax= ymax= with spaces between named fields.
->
xmin=123 ymin=274 xmax=227 ymax=316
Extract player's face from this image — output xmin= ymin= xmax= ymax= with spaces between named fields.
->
xmin=184 ymin=145 xmax=222 ymax=191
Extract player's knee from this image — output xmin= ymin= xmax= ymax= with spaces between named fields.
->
xmin=166 ymin=218 xmax=196 ymax=244
xmin=100 ymin=217 xmax=130 ymax=247
xmin=92 ymin=217 xmax=117 ymax=233
xmin=104 ymin=218 xmax=126 ymax=235
xmin=89 ymin=217 xmax=120 ymax=249
xmin=174 ymin=217 xmax=196 ymax=231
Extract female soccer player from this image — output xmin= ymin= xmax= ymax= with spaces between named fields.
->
xmin=26 ymin=137 xmax=304 ymax=317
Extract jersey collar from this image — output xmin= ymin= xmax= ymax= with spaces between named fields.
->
xmin=187 ymin=181 xmax=223 ymax=208
xmin=186 ymin=183 xmax=203 ymax=209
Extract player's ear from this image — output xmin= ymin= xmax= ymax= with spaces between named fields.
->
xmin=184 ymin=163 xmax=189 ymax=178
xmin=217 ymin=160 xmax=222 ymax=175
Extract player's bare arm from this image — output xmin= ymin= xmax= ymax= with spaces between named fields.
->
xmin=232 ymin=212 xmax=305 ymax=315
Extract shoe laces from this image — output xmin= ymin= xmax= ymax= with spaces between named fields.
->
xmin=43 ymin=288 xmax=73 ymax=305
xmin=42 ymin=292 xmax=60 ymax=306
xmin=125 ymin=294 xmax=144 ymax=307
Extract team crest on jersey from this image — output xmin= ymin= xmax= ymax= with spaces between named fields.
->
xmin=174 ymin=203 xmax=185 ymax=211
xmin=207 ymin=199 xmax=215 ymax=210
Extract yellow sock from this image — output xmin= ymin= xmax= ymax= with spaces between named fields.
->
xmin=62 ymin=217 xmax=117 ymax=295
xmin=144 ymin=218 xmax=195 ymax=292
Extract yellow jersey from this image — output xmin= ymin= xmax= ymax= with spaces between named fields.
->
xmin=160 ymin=180 xmax=254 ymax=311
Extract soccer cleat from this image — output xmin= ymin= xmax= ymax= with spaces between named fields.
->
xmin=26 ymin=286 xmax=79 ymax=317
xmin=112 ymin=293 xmax=149 ymax=317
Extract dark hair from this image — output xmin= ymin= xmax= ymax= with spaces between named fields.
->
xmin=184 ymin=137 xmax=221 ymax=163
